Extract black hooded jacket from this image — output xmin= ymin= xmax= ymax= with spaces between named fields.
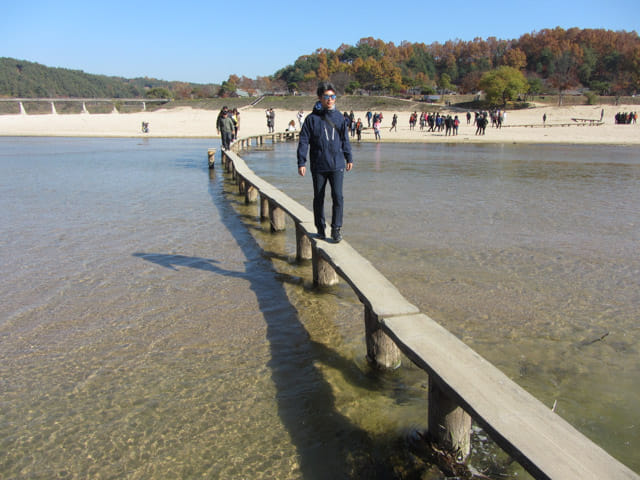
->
xmin=297 ymin=102 xmax=353 ymax=173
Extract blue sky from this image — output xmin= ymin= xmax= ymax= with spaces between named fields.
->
xmin=2 ymin=0 xmax=638 ymax=84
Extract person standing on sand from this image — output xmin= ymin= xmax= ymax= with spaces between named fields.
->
xmin=366 ymin=110 xmax=372 ymax=127
xmin=266 ymin=108 xmax=276 ymax=133
xmin=343 ymin=111 xmax=351 ymax=138
xmin=373 ymin=117 xmax=381 ymax=140
xmin=349 ymin=110 xmax=356 ymax=137
xmin=390 ymin=114 xmax=398 ymax=132
xmin=297 ymin=81 xmax=353 ymax=243
xmin=270 ymin=108 xmax=276 ymax=132
xmin=476 ymin=113 xmax=487 ymax=135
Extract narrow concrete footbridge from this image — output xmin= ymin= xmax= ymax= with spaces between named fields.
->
xmin=207 ymin=132 xmax=638 ymax=480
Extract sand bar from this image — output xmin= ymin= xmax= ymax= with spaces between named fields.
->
xmin=1 ymin=104 xmax=639 ymax=145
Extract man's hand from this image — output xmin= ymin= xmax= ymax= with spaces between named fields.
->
xmin=346 ymin=162 xmax=353 ymax=172
xmin=298 ymin=165 xmax=306 ymax=176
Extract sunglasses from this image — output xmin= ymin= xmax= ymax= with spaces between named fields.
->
xmin=323 ymin=94 xmax=337 ymax=100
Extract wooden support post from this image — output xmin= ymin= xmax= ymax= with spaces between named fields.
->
xmin=260 ymin=194 xmax=269 ymax=220
xmin=428 ymin=376 xmax=472 ymax=461
xmin=245 ymin=184 xmax=258 ymax=203
xmin=364 ymin=306 xmax=401 ymax=369
xmin=259 ymin=136 xmax=264 ymax=145
xmin=295 ymin=224 xmax=312 ymax=261
xmin=238 ymin=177 xmax=245 ymax=194
xmin=312 ymin=246 xmax=339 ymax=286
xmin=208 ymin=148 xmax=216 ymax=169
xmin=269 ymin=201 xmax=285 ymax=231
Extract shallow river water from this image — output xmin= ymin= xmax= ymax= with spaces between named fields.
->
xmin=1 ymin=137 xmax=638 ymax=478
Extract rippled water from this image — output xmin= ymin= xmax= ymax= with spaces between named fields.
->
xmin=243 ymin=140 xmax=640 ymax=473
xmin=1 ymin=137 xmax=638 ymax=478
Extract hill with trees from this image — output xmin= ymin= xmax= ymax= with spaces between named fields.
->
xmin=0 ymin=57 xmax=217 ymax=99
xmin=273 ymin=28 xmax=640 ymax=99
xmin=2 ymin=27 xmax=639 ymax=103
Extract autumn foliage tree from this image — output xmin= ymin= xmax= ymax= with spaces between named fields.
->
xmin=479 ymin=66 xmax=529 ymax=105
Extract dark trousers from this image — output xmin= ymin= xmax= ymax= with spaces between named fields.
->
xmin=221 ymin=131 xmax=233 ymax=150
xmin=312 ymin=169 xmax=344 ymax=231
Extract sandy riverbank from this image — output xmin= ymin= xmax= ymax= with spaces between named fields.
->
xmin=1 ymin=104 xmax=639 ymax=145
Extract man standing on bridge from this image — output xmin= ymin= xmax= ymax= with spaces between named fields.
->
xmin=297 ymin=81 xmax=353 ymax=243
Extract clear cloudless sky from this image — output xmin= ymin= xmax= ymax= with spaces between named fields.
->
xmin=2 ymin=0 xmax=638 ymax=84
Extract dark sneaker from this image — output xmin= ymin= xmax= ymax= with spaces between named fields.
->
xmin=317 ymin=228 xmax=326 ymax=239
xmin=331 ymin=228 xmax=342 ymax=243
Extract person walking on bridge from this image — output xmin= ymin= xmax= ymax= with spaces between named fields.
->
xmin=218 ymin=108 xmax=235 ymax=150
xmin=297 ymin=81 xmax=353 ymax=243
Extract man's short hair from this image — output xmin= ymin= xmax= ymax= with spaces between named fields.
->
xmin=317 ymin=81 xmax=337 ymax=97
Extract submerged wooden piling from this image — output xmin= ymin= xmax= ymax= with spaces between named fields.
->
xmin=245 ymin=183 xmax=258 ymax=203
xmin=269 ymin=200 xmax=285 ymax=232
xmin=364 ymin=306 xmax=401 ymax=369
xmin=312 ymin=247 xmax=339 ymax=286
xmin=428 ymin=377 xmax=472 ymax=459
xmin=296 ymin=224 xmax=312 ymax=261
xmin=260 ymin=193 xmax=269 ymax=220
xmin=208 ymin=148 xmax=216 ymax=169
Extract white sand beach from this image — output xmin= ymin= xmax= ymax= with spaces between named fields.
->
xmin=1 ymin=104 xmax=639 ymax=145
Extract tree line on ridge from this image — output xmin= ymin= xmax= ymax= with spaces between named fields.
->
xmin=1 ymin=27 xmax=638 ymax=102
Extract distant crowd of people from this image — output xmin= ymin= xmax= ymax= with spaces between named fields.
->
xmin=614 ymin=111 xmax=638 ymax=124
xmin=341 ymin=109 xmax=500 ymax=138
xmin=337 ymin=110 xmax=383 ymax=141
xmin=326 ymin=110 xmax=474 ymax=140
xmin=404 ymin=112 xmax=463 ymax=135
xmin=258 ymin=106 xmax=504 ymax=143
